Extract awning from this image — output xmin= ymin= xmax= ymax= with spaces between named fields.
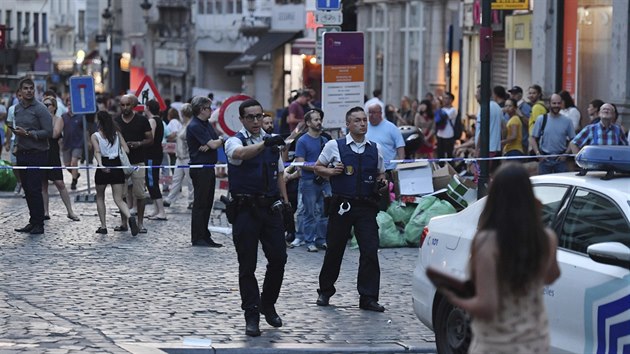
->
xmin=225 ymin=31 xmax=302 ymax=75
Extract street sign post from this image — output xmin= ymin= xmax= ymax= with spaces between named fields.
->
xmin=69 ymin=76 xmax=97 ymax=114
xmin=316 ymin=26 xmax=342 ymax=61
xmin=316 ymin=0 xmax=341 ymax=10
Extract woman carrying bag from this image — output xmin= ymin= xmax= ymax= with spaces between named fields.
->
xmin=90 ymin=111 xmax=139 ymax=236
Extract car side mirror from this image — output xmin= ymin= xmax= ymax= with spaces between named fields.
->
xmin=587 ymin=242 xmax=630 ymax=269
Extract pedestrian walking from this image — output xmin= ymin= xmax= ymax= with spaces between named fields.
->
xmin=41 ymin=96 xmax=80 ymax=221
xmin=224 ymin=98 xmax=289 ymax=337
xmin=61 ymin=104 xmax=85 ymax=190
xmin=186 ymin=96 xmax=224 ymax=247
xmin=163 ymin=103 xmax=194 ymax=207
xmin=314 ymin=106 xmax=387 ymax=312
xmin=440 ymin=162 xmax=560 ymax=353
xmin=144 ymin=100 xmax=167 ymax=221
xmin=114 ymin=94 xmax=153 ymax=234
xmin=11 ymin=78 xmax=53 ymax=235
xmin=91 ymin=111 xmax=139 ymax=236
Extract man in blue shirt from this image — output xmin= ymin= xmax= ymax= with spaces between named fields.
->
xmin=186 ymin=96 xmax=224 ymax=247
xmin=294 ymin=109 xmax=331 ymax=252
xmin=365 ymin=103 xmax=405 ymax=172
xmin=569 ymin=103 xmax=628 ymax=153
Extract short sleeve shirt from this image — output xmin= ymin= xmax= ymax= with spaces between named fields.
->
xmin=225 ymin=128 xmax=284 ymax=172
xmin=318 ymin=135 xmax=385 ymax=173
xmin=115 ymin=113 xmax=151 ymax=164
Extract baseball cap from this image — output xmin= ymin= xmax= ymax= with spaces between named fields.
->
xmin=508 ymin=86 xmax=523 ymax=94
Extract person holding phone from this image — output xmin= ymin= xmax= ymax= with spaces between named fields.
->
xmin=12 ymin=78 xmax=54 ymax=235
xmin=439 ymin=163 xmax=560 ymax=353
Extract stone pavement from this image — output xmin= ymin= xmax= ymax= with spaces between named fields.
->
xmin=0 ymin=172 xmax=436 ymax=354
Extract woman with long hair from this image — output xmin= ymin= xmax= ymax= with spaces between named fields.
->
xmin=441 ymin=163 xmax=560 ymax=353
xmin=144 ymin=100 xmax=167 ymax=220
xmin=414 ymin=99 xmax=435 ymax=158
xmin=41 ymin=96 xmax=80 ymax=221
xmin=91 ymin=111 xmax=138 ymax=235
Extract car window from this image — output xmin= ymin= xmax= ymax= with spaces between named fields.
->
xmin=559 ymin=189 xmax=630 ymax=253
xmin=533 ymin=185 xmax=569 ymax=226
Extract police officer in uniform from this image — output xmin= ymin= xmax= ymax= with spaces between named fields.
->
xmin=314 ymin=106 xmax=387 ymax=312
xmin=224 ymin=99 xmax=290 ymax=337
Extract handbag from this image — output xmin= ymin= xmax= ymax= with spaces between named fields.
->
xmin=118 ymin=134 xmax=134 ymax=177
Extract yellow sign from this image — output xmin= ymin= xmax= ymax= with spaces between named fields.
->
xmin=505 ymin=14 xmax=532 ymax=49
xmin=491 ymin=0 xmax=529 ymax=10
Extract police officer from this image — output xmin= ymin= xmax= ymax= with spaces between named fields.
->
xmin=314 ymin=106 xmax=387 ymax=312
xmin=224 ymin=99 xmax=289 ymax=337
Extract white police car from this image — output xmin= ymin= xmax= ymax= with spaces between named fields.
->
xmin=412 ymin=146 xmax=630 ymax=354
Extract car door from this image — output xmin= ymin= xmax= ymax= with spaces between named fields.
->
xmin=543 ymin=187 xmax=630 ymax=354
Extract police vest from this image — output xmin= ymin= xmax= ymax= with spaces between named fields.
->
xmin=330 ymin=139 xmax=379 ymax=198
xmin=228 ymin=132 xmax=280 ymax=197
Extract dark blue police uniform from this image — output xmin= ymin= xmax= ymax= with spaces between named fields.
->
xmin=318 ymin=139 xmax=381 ymax=307
xmin=228 ymin=131 xmax=287 ymax=329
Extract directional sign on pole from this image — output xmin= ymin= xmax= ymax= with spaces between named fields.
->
xmin=316 ymin=26 xmax=342 ymax=61
xmin=316 ymin=0 xmax=341 ymax=10
xmin=69 ymin=76 xmax=97 ymax=114
xmin=133 ymin=75 xmax=167 ymax=112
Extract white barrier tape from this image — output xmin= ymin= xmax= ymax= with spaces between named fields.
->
xmin=0 ymin=153 xmax=576 ymax=170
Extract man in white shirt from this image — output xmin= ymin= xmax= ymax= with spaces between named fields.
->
xmin=435 ymin=92 xmax=458 ymax=161
xmin=364 ymin=89 xmax=385 ymax=116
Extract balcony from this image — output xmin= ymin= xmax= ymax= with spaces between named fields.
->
xmin=238 ymin=16 xmax=271 ymax=37
xmin=156 ymin=0 xmax=192 ymax=9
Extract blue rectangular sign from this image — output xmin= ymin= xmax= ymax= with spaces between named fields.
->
xmin=69 ymin=76 xmax=97 ymax=114
xmin=316 ymin=0 xmax=341 ymax=10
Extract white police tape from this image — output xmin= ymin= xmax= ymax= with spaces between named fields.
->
xmin=0 ymin=153 xmax=577 ymax=170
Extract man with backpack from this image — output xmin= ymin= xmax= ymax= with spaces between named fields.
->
xmin=435 ymin=92 xmax=460 ymax=163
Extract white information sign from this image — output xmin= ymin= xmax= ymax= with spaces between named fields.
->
xmin=315 ymin=10 xmax=343 ymax=25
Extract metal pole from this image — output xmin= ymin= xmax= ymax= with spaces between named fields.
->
xmin=477 ymin=0 xmax=492 ymax=198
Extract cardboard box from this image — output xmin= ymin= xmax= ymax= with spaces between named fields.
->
xmin=395 ymin=161 xmax=434 ymax=196
xmin=431 ymin=163 xmax=457 ymax=190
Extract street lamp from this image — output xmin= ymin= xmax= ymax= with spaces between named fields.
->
xmin=102 ymin=5 xmax=115 ymax=94
xmin=140 ymin=0 xmax=153 ymax=24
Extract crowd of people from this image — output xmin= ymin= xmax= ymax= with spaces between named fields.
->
xmin=1 ymin=76 xmax=628 ymax=341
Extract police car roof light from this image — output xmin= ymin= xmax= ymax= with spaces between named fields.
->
xmin=575 ymin=146 xmax=630 ymax=178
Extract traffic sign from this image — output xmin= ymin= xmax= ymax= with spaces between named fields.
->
xmin=315 ymin=10 xmax=343 ymax=25
xmin=133 ymin=75 xmax=167 ymax=112
xmin=218 ymin=94 xmax=252 ymax=136
xmin=316 ymin=0 xmax=341 ymax=10
xmin=316 ymin=26 xmax=342 ymax=61
xmin=69 ymin=76 xmax=97 ymax=114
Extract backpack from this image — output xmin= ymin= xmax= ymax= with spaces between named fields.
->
xmin=435 ymin=109 xmax=450 ymax=131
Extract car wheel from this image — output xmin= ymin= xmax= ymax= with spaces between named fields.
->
xmin=435 ymin=297 xmax=471 ymax=354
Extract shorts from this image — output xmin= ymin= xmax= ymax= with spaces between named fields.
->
xmin=123 ymin=163 xmax=146 ymax=200
xmin=62 ymin=148 xmax=83 ymax=163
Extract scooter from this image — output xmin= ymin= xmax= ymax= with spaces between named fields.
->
xmin=399 ymin=125 xmax=425 ymax=159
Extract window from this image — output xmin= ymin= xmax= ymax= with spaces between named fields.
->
xmin=198 ymin=0 xmax=205 ymax=14
xmin=533 ymin=185 xmax=570 ymax=227
xmin=24 ymin=12 xmax=30 ymax=43
xmin=5 ymin=10 xmax=11 ymax=43
xmin=33 ymin=13 xmax=39 ymax=44
xmin=42 ymin=13 xmax=47 ymax=44
xmin=227 ymin=0 xmax=234 ymax=14
xmin=206 ymin=0 xmax=214 ymax=14
xmin=366 ymin=4 xmax=388 ymax=104
xmin=401 ymin=1 xmax=424 ymax=100
xmin=559 ymin=189 xmax=630 ymax=253
xmin=216 ymin=0 xmax=223 ymax=14
xmin=78 ymin=10 xmax=85 ymax=42
xmin=16 ymin=12 xmax=21 ymax=43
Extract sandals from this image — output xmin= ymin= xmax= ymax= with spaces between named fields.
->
xmin=95 ymin=227 xmax=108 ymax=234
xmin=114 ymin=225 xmax=128 ymax=232
xmin=67 ymin=214 xmax=80 ymax=221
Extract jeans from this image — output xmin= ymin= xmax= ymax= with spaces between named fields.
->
xmin=538 ymin=158 xmax=568 ymax=175
xmin=298 ymin=179 xmax=331 ymax=247
xmin=16 ymin=150 xmax=48 ymax=226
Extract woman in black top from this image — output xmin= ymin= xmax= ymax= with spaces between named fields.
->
xmin=144 ymin=100 xmax=167 ymax=220
xmin=41 ymin=96 xmax=80 ymax=221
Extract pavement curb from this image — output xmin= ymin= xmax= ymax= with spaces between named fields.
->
xmin=118 ymin=341 xmax=436 ymax=354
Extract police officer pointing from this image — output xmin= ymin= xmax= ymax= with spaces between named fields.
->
xmin=314 ymin=106 xmax=387 ymax=312
xmin=224 ymin=99 xmax=290 ymax=337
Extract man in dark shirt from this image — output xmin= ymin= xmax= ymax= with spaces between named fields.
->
xmin=12 ymin=78 xmax=54 ymax=234
xmin=186 ymin=96 xmax=224 ymax=247
xmin=114 ymin=94 xmax=153 ymax=234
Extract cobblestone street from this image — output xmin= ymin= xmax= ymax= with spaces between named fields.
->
xmin=0 ymin=178 xmax=436 ymax=353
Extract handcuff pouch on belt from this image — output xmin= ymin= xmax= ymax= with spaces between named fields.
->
xmin=324 ymin=195 xmax=378 ymax=217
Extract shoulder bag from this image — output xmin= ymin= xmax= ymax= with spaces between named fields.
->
xmin=117 ymin=133 xmax=134 ymax=177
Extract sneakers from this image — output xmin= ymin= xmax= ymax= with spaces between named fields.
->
xmin=290 ymin=239 xmax=305 ymax=247
xmin=307 ymin=244 xmax=318 ymax=252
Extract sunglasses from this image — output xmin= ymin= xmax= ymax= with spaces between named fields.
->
xmin=243 ymin=113 xmax=264 ymax=121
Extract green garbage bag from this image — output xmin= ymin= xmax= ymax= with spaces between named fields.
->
xmin=0 ymin=160 xmax=17 ymax=191
xmin=386 ymin=201 xmax=416 ymax=225
xmin=377 ymin=211 xmax=406 ymax=248
xmin=404 ymin=196 xmax=457 ymax=246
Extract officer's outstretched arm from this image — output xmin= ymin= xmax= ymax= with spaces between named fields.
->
xmin=232 ymin=142 xmax=265 ymax=160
